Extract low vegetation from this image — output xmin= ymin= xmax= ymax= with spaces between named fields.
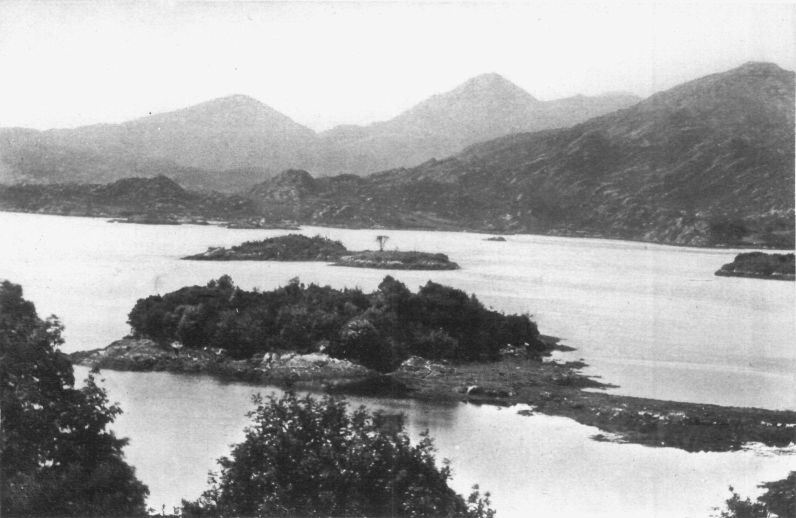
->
xmin=184 ymin=234 xmax=348 ymax=261
xmin=181 ymin=392 xmax=494 ymax=518
xmin=716 ymin=252 xmax=795 ymax=280
xmin=0 ymin=281 xmax=149 ymax=516
xmin=334 ymin=250 xmax=459 ymax=270
xmin=127 ymin=275 xmax=546 ymax=372
xmin=716 ymin=472 xmax=795 ymax=518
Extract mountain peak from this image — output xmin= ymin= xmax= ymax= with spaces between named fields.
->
xmin=194 ymin=94 xmax=266 ymax=110
xmin=732 ymin=61 xmax=787 ymax=76
xmin=448 ymin=73 xmax=539 ymax=103
xmin=462 ymin=72 xmax=512 ymax=87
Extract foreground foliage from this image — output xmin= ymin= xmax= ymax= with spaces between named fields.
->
xmin=717 ymin=473 xmax=796 ymax=518
xmin=0 ymin=281 xmax=148 ymax=516
xmin=182 ymin=392 xmax=494 ymax=518
xmin=128 ymin=275 xmax=545 ymax=371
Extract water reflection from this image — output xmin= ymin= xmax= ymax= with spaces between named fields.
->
xmin=76 ymin=367 xmax=796 ymax=518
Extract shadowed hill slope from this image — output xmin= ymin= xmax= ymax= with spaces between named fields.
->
xmin=249 ymin=63 xmax=795 ymax=247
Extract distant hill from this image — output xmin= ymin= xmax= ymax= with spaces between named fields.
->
xmin=0 ymin=175 xmax=257 ymax=221
xmin=316 ymin=73 xmax=639 ymax=174
xmin=248 ymin=63 xmax=795 ymax=248
xmin=0 ymin=95 xmax=318 ymax=190
xmin=0 ymin=77 xmax=638 ymax=190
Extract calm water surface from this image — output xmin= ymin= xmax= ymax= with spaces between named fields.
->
xmin=4 ymin=211 xmax=796 ymax=516
xmin=74 ymin=366 xmax=796 ymax=518
xmin=4 ymin=211 xmax=793 ymax=408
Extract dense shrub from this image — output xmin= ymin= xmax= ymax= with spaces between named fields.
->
xmin=0 ymin=281 xmax=148 ymax=516
xmin=187 ymin=234 xmax=349 ymax=261
xmin=758 ymin=472 xmax=796 ymax=518
xmin=181 ymin=392 xmax=494 ymax=518
xmin=717 ymin=473 xmax=796 ymax=518
xmin=128 ymin=275 xmax=546 ymax=371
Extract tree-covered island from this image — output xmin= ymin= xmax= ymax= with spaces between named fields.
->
xmin=126 ymin=275 xmax=544 ymax=371
xmin=183 ymin=234 xmax=460 ymax=270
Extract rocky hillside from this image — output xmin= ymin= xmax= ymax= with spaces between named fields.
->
xmin=3 ymin=63 xmax=790 ymax=248
xmin=0 ymin=175 xmax=256 ymax=220
xmin=316 ymin=74 xmax=638 ymax=174
xmin=0 ymin=77 xmax=637 ymax=190
xmin=0 ymin=95 xmax=316 ymax=191
xmin=247 ymin=62 xmax=794 ymax=248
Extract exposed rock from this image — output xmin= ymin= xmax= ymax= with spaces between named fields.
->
xmin=395 ymin=356 xmax=452 ymax=377
xmin=464 ymin=385 xmax=515 ymax=399
xmin=257 ymin=352 xmax=374 ymax=380
xmin=334 ymin=251 xmax=459 ymax=270
xmin=70 ymin=339 xmax=376 ymax=383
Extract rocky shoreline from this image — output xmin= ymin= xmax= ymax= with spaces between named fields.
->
xmin=332 ymin=251 xmax=459 ymax=270
xmin=71 ymin=337 xmax=796 ymax=453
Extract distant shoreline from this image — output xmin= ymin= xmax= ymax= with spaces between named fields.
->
xmin=2 ymin=207 xmax=793 ymax=252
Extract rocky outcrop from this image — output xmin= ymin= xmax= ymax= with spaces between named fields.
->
xmin=70 ymin=338 xmax=377 ymax=384
xmin=334 ymin=251 xmax=460 ymax=270
xmin=257 ymin=352 xmax=374 ymax=381
xmin=70 ymin=337 xmax=796 ymax=452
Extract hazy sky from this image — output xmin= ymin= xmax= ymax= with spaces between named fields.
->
xmin=1 ymin=1 xmax=794 ymax=131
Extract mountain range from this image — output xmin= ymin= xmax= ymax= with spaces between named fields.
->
xmin=0 ymin=62 xmax=792 ymax=248
xmin=0 ymin=74 xmax=638 ymax=191
xmin=244 ymin=62 xmax=795 ymax=247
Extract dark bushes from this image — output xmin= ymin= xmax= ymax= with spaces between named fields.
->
xmin=0 ymin=281 xmax=149 ymax=516
xmin=716 ymin=252 xmax=795 ymax=279
xmin=128 ymin=275 xmax=546 ymax=371
xmin=181 ymin=392 xmax=494 ymax=518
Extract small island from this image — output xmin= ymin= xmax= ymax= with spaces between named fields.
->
xmin=484 ymin=236 xmax=507 ymax=242
xmin=715 ymin=252 xmax=795 ymax=280
xmin=333 ymin=250 xmax=458 ymax=270
xmin=71 ymin=275 xmax=796 ymax=453
xmin=74 ymin=274 xmax=548 ymax=375
xmin=108 ymin=214 xmax=181 ymax=225
xmin=184 ymin=234 xmax=460 ymax=270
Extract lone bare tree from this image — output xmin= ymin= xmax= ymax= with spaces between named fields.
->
xmin=376 ymin=235 xmax=389 ymax=252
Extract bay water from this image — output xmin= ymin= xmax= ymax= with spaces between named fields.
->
xmin=3 ymin=211 xmax=795 ymax=516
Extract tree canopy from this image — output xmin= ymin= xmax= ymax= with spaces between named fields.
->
xmin=0 ymin=280 xmax=148 ymax=516
xmin=182 ymin=391 xmax=494 ymax=518
xmin=127 ymin=275 xmax=545 ymax=372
